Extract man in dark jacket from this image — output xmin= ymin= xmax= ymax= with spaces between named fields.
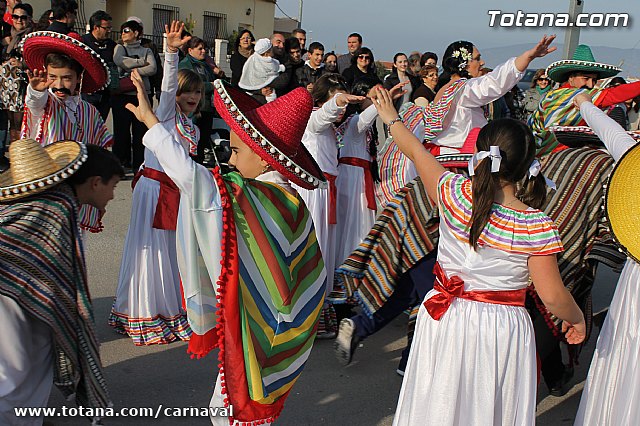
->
xmin=295 ymin=41 xmax=326 ymax=92
xmin=81 ymin=10 xmax=117 ymax=120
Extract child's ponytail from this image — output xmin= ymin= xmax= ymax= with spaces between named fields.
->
xmin=469 ymin=154 xmax=500 ymax=249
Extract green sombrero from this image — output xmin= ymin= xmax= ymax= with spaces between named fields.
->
xmin=546 ymin=44 xmax=621 ymax=83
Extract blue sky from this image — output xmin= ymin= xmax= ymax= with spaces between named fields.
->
xmin=274 ymin=0 xmax=639 ymax=61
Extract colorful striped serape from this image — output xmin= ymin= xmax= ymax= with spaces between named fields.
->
xmin=528 ymin=87 xmax=606 ymax=156
xmin=188 ymin=171 xmax=326 ymax=425
xmin=0 ymin=184 xmax=110 ymax=409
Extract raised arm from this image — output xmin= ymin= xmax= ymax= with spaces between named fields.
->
xmin=354 ymin=103 xmax=378 ymax=134
xmin=127 ymin=69 xmax=210 ymax=196
xmin=374 ymin=86 xmax=444 ymax=201
xmin=21 ymin=69 xmax=51 ymax=138
xmin=306 ymin=93 xmax=365 ymax=133
xmin=574 ymin=93 xmax=637 ymax=162
xmin=459 ymin=35 xmax=556 ymax=108
xmin=156 ymin=21 xmax=191 ymax=122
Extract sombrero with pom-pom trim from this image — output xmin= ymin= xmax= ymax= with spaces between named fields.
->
xmin=21 ymin=31 xmax=110 ymax=94
xmin=212 ymin=79 xmax=326 ymax=190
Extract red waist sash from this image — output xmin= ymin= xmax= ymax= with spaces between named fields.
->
xmin=133 ymin=167 xmax=180 ymax=230
xmin=323 ymin=172 xmax=337 ymax=224
xmin=424 ymin=262 xmax=527 ymax=320
xmin=339 ymin=156 xmax=376 ymax=210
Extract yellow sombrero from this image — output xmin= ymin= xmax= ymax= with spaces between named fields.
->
xmin=0 ymin=139 xmax=87 ymax=201
xmin=605 ymin=142 xmax=640 ymax=263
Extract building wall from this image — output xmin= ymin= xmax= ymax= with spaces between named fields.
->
xmin=26 ymin=0 xmax=276 ymax=39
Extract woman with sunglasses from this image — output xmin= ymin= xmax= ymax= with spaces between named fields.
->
xmin=523 ymin=69 xmax=552 ymax=117
xmin=112 ymin=19 xmax=157 ymax=172
xmin=0 ymin=2 xmax=32 ymax=148
xmin=341 ymin=47 xmax=380 ymax=88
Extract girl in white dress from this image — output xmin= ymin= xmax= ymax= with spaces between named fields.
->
xmin=572 ymin=93 xmax=640 ymax=426
xmin=109 ymin=22 xmax=201 ymax=345
xmin=335 ymin=79 xmax=380 ymax=265
xmin=292 ymin=73 xmax=365 ymax=336
xmin=373 ymin=86 xmax=586 ymax=426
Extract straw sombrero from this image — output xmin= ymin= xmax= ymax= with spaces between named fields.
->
xmin=546 ymin=45 xmax=621 ymax=83
xmin=21 ymin=31 xmax=110 ymax=94
xmin=212 ymin=79 xmax=325 ymax=190
xmin=605 ymin=142 xmax=640 ymax=262
xmin=0 ymin=139 xmax=87 ymax=201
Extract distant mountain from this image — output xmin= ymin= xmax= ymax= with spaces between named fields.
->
xmin=481 ymin=43 xmax=640 ymax=78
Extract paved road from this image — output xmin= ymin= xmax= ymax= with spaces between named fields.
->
xmin=43 ymin=180 xmax=620 ymax=426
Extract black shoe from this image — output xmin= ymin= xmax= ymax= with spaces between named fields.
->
xmin=548 ymin=366 xmax=575 ymax=397
xmin=334 ymin=318 xmax=361 ymax=366
xmin=396 ymin=353 xmax=408 ymax=377
xmin=0 ymin=156 xmax=8 ymax=172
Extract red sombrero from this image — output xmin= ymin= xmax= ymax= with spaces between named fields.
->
xmin=21 ymin=31 xmax=109 ymax=94
xmin=213 ymin=79 xmax=326 ymax=189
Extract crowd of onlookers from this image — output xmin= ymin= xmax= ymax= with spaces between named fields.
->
xmin=2 ymin=0 xmax=640 ymax=173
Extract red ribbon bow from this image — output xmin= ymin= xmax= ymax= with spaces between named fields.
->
xmin=424 ymin=262 xmax=527 ymax=321
xmin=424 ymin=262 xmax=465 ymax=320
xmin=132 ymin=168 xmax=180 ymax=230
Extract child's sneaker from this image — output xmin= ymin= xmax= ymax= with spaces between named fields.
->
xmin=334 ymin=318 xmax=361 ymax=365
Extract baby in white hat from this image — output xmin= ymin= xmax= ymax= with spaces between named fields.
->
xmin=239 ymin=38 xmax=285 ymax=103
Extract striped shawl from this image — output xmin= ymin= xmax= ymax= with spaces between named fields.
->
xmin=527 ymin=147 xmax=626 ymax=351
xmin=333 ymin=177 xmax=439 ymax=315
xmin=196 ymin=171 xmax=326 ymax=425
xmin=0 ymin=184 xmax=110 ymax=409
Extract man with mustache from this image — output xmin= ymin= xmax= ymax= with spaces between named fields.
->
xmin=21 ymin=30 xmax=113 ymax=233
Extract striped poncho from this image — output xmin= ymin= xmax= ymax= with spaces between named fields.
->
xmin=0 ymin=184 xmax=110 ymax=410
xmin=528 ymin=87 xmax=607 ymax=156
xmin=21 ymin=91 xmax=113 ymax=232
xmin=189 ymin=171 xmax=326 ymax=425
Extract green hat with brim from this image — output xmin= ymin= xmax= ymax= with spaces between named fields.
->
xmin=546 ymin=44 xmax=621 ymax=83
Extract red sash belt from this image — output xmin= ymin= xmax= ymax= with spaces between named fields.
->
xmin=424 ymin=262 xmax=527 ymax=320
xmin=323 ymin=172 xmax=338 ymax=224
xmin=133 ymin=168 xmax=180 ymax=230
xmin=339 ymin=156 xmax=376 ymax=210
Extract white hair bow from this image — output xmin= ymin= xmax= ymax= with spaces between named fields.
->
xmin=527 ymin=159 xmax=556 ymax=190
xmin=468 ymin=146 xmax=502 ymax=176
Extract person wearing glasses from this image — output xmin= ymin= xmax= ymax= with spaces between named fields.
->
xmin=523 ymin=69 xmax=552 ymax=117
xmin=341 ymin=46 xmax=380 ymax=88
xmin=230 ymin=29 xmax=254 ymax=86
xmin=112 ymin=19 xmax=157 ymax=171
xmin=46 ymin=0 xmax=78 ymax=37
xmin=81 ymin=10 xmax=117 ymax=121
xmin=0 ymin=2 xmax=31 ymax=149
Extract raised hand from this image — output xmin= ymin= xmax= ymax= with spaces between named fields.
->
xmin=389 ymin=80 xmax=409 ymax=100
xmin=516 ymin=34 xmax=557 ymax=72
xmin=573 ymin=91 xmax=593 ymax=109
xmin=165 ymin=20 xmax=191 ymax=52
xmin=528 ymin=34 xmax=557 ymax=59
xmin=336 ymin=93 xmax=366 ymax=108
xmin=372 ymin=87 xmax=400 ymax=125
xmin=27 ymin=69 xmax=52 ymax=92
xmin=125 ymin=69 xmax=159 ymax=128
